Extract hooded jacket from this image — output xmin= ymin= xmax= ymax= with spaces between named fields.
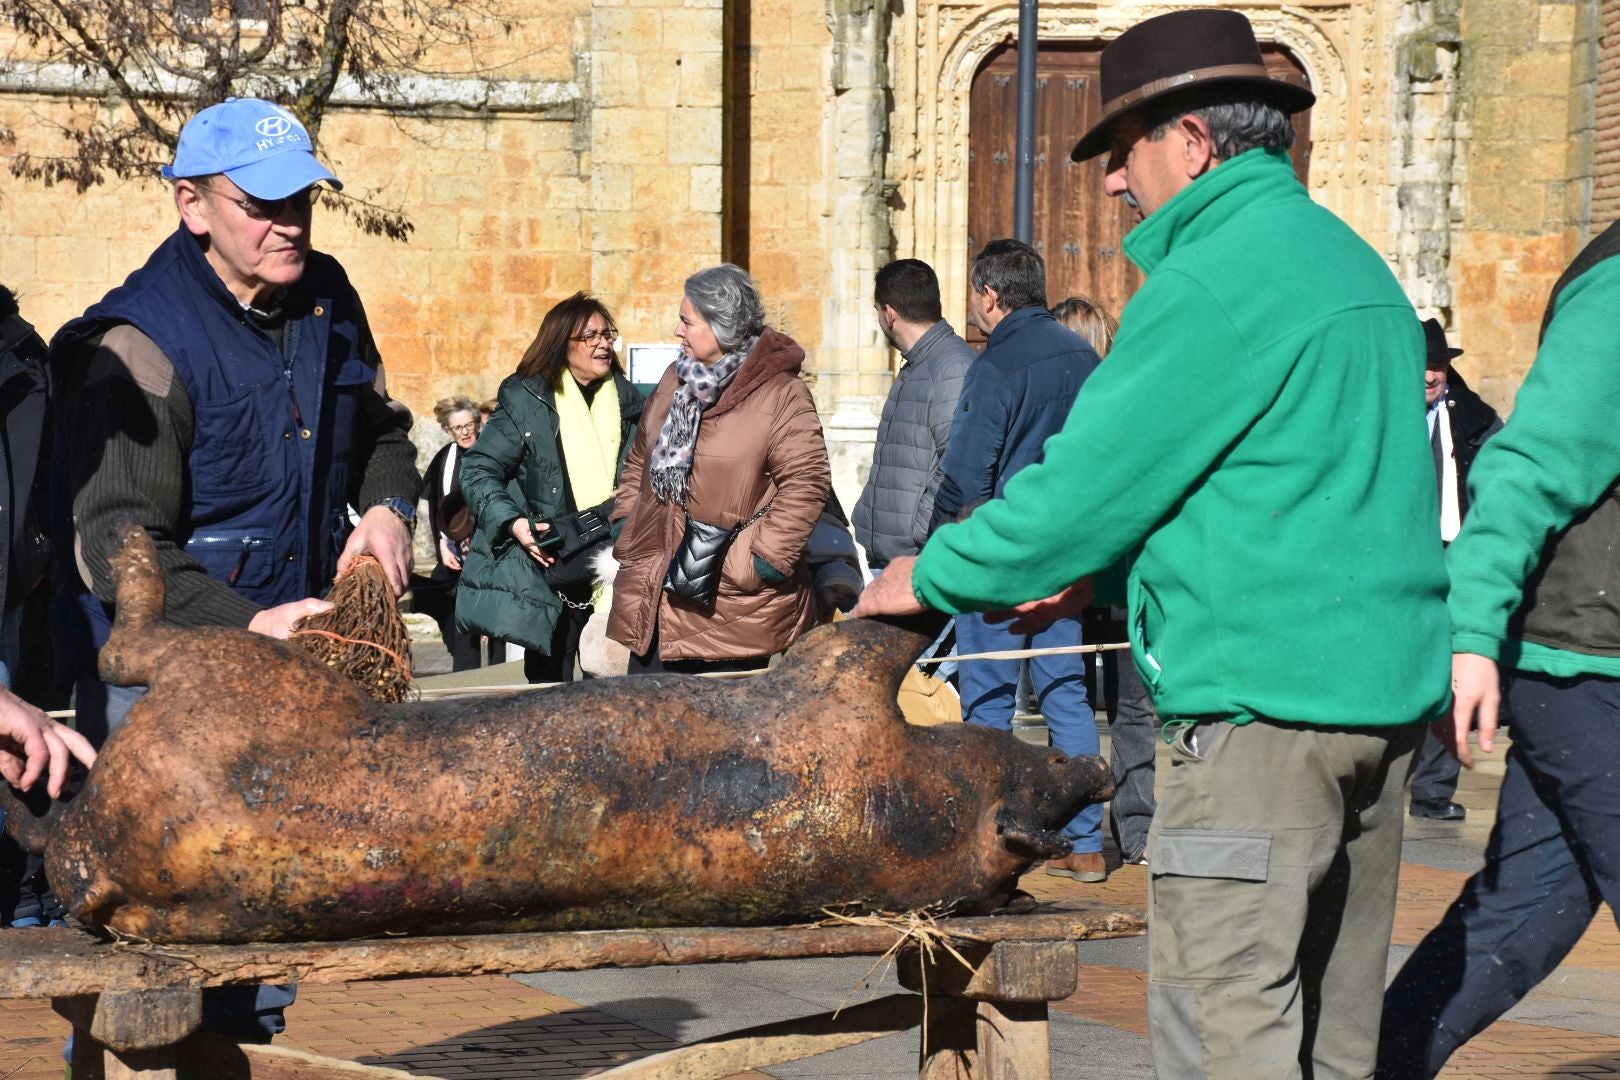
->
xmin=608 ymin=328 xmax=831 ymax=661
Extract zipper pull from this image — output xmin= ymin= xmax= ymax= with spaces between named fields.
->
xmin=227 ymin=538 xmax=252 ymax=585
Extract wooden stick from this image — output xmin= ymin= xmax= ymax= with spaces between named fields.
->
xmin=593 ymin=993 xmax=923 ymax=1078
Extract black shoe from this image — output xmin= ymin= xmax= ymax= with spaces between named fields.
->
xmin=1410 ymin=798 xmax=1466 ymax=821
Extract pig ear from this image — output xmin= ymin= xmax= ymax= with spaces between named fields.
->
xmin=996 ymin=812 xmax=1071 ymax=860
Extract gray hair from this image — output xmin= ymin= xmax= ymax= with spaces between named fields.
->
xmin=684 ymin=264 xmax=766 ymax=353
xmin=970 ymin=238 xmax=1046 ymax=311
xmin=1141 ymin=88 xmax=1296 ymax=161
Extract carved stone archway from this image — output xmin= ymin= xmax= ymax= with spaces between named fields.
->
xmin=888 ymin=2 xmax=1381 ymax=325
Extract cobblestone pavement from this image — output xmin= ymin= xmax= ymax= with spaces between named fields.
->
xmin=4 ymin=728 xmax=1619 ymax=1078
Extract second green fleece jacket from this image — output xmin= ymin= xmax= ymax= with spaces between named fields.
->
xmin=1447 ymin=254 xmax=1620 ymax=677
xmin=912 ymin=149 xmax=1451 ymax=728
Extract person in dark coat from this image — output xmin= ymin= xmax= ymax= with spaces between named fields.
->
xmin=46 ymin=100 xmax=420 ymax=1035
xmin=1408 ymin=317 xmax=1502 ymax=821
xmin=415 ymin=396 xmax=489 ymax=671
xmin=457 ymin=293 xmax=645 ymax=683
xmin=931 ymin=240 xmax=1107 ymax=883
xmin=0 ymin=286 xmax=97 ymax=929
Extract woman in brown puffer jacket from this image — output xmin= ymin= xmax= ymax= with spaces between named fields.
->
xmin=608 ymin=264 xmax=831 ymax=673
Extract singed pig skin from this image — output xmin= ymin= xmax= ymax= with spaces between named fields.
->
xmin=31 ymin=524 xmax=1112 ymax=944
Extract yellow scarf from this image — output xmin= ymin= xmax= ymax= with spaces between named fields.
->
xmin=554 ymin=371 xmax=622 ymax=515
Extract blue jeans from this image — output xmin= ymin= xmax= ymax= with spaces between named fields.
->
xmin=956 ymin=612 xmax=1101 ymax=852
xmin=1378 ymin=671 xmax=1620 ymax=1079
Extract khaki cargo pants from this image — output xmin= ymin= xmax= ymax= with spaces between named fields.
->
xmin=1147 ymin=717 xmax=1423 ymax=1080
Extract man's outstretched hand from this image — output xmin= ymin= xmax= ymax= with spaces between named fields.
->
xmin=851 ymin=556 xmax=927 ymax=618
xmin=986 ymin=577 xmax=1095 ymax=635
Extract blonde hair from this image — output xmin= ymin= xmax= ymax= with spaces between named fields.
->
xmin=1051 ymin=296 xmax=1119 ymax=359
xmin=433 ymin=395 xmax=480 ymax=428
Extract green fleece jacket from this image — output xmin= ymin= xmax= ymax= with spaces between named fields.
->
xmin=1448 ymin=257 xmax=1620 ymax=677
xmin=912 ymin=149 xmax=1451 ymax=727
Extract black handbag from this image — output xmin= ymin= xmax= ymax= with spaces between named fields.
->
xmin=663 ymin=503 xmax=771 ymax=610
xmin=536 ymin=505 xmax=612 ymax=588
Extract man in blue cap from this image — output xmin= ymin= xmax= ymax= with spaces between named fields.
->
xmin=47 ymin=97 xmax=420 ymax=1039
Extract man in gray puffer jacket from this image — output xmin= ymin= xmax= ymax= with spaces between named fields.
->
xmin=853 ymin=259 xmax=974 ymax=570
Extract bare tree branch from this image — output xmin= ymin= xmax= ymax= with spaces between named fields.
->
xmin=0 ymin=0 xmax=509 ymax=238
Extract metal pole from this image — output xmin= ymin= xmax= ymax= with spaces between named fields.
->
xmin=1013 ymin=0 xmax=1038 ymax=243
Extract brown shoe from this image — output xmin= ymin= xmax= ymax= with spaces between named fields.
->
xmin=1044 ymin=852 xmax=1108 ymax=883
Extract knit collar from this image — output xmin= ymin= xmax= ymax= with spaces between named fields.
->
xmin=1122 ymin=148 xmax=1303 ymax=275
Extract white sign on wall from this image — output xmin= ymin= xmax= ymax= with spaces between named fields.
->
xmin=627 ymin=343 xmax=682 ymax=386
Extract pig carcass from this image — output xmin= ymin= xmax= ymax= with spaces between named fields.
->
xmin=4 ymin=523 xmax=1112 ymax=943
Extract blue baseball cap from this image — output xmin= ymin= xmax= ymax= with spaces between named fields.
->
xmin=161 ymin=98 xmax=342 ymax=199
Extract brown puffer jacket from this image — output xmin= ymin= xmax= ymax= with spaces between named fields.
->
xmin=607 ymin=328 xmax=832 ymax=662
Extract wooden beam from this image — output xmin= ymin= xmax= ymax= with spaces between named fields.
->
xmin=177 ymin=1035 xmax=439 ymax=1079
xmin=0 ymin=903 xmax=1143 ymax=999
xmin=898 ymin=941 xmax=1078 ymax=1003
xmin=593 ymin=992 xmax=923 ymax=1078
xmin=917 ymin=995 xmax=977 ymax=1079
xmin=54 ymin=988 xmax=203 ymax=1051
xmin=975 ymin=1001 xmax=1051 ymax=1080
xmin=102 ymin=1048 xmax=179 ymax=1080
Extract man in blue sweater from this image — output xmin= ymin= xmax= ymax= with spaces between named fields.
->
xmin=931 ymin=239 xmax=1105 ymax=881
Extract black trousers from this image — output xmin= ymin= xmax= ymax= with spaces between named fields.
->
xmin=523 ymin=584 xmax=595 ymax=683
xmin=1379 ymin=671 xmax=1620 ymax=1078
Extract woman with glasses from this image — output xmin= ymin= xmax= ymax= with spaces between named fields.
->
xmin=607 ymin=264 xmax=831 ymax=673
xmin=457 ymin=293 xmax=645 ymax=683
xmin=416 ymin=396 xmax=488 ymax=671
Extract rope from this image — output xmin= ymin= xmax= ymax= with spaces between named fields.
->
xmin=914 ymin=641 xmax=1131 ymax=666
xmin=287 ymin=627 xmax=414 ymax=677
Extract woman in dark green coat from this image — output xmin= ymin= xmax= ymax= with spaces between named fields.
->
xmin=456 ymin=293 xmax=645 ymax=682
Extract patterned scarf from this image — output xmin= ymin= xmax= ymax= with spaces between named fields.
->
xmin=649 ymin=335 xmax=757 ymax=504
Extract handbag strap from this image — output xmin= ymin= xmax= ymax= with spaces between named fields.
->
xmin=679 ymin=500 xmax=773 ymax=532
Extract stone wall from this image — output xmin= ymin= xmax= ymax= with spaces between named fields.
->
xmin=0 ymin=0 xmax=725 ymax=431
xmin=1 ymin=0 xmax=1611 ymax=463
xmin=1446 ymin=0 xmax=1595 ymax=410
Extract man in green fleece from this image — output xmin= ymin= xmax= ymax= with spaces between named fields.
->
xmin=1375 ymin=229 xmax=1620 ymax=1076
xmin=854 ymin=9 xmax=1450 ymax=1078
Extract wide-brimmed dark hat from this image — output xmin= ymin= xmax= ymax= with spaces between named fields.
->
xmin=1070 ymin=9 xmax=1316 ymax=163
xmin=1422 ymin=317 xmax=1464 ymax=365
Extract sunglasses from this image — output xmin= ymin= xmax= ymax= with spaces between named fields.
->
xmin=199 ymin=182 xmax=324 ymax=220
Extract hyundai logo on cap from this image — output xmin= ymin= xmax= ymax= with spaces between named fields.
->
xmin=161 ymin=97 xmax=343 ymax=200
xmin=255 ymin=116 xmax=295 ymax=139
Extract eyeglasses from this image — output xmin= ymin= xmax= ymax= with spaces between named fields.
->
xmin=198 ymin=182 xmax=324 ymax=220
xmin=572 ymin=328 xmax=619 ymax=345
xmin=448 ymin=421 xmax=480 ymax=437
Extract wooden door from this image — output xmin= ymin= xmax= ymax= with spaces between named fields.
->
xmin=966 ymin=43 xmax=1312 ymax=342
